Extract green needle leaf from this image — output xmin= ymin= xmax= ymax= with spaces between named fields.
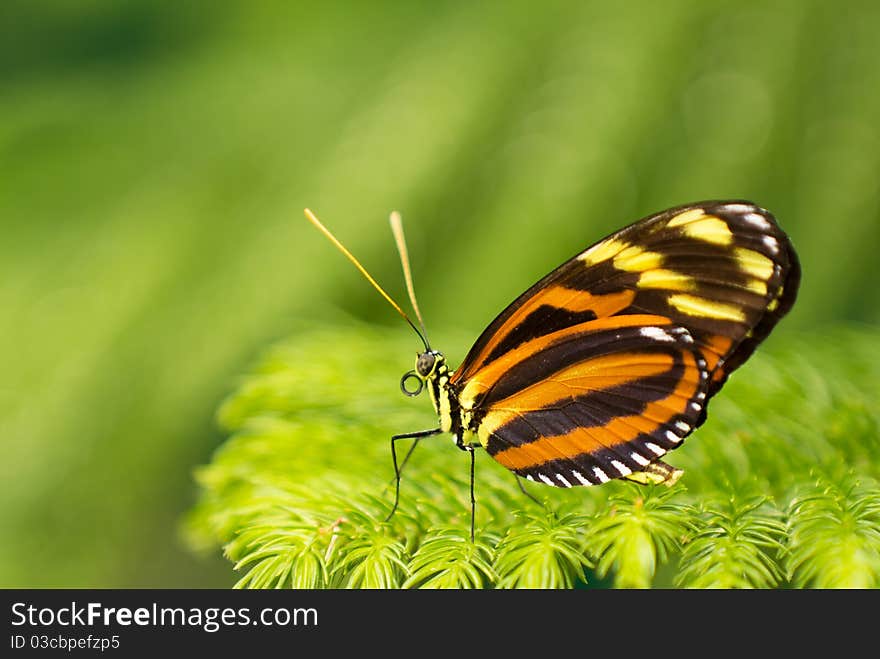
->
xmin=185 ymin=324 xmax=880 ymax=588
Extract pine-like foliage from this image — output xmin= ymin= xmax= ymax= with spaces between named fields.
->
xmin=184 ymin=324 xmax=880 ymax=588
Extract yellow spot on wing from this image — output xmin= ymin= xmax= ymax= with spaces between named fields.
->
xmin=579 ymin=238 xmax=627 ymax=266
xmin=745 ymin=279 xmax=768 ymax=296
xmin=735 ymin=248 xmax=775 ymax=280
xmin=666 ymin=208 xmax=705 ymax=227
xmin=682 ymin=217 xmax=733 ymax=245
xmin=637 ymin=269 xmax=696 ymax=291
xmin=460 ymin=381 xmax=483 ymax=410
xmin=669 ymin=294 xmax=746 ymax=322
xmin=614 ymin=245 xmax=664 ymax=272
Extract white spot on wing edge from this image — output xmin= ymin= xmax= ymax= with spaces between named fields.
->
xmin=675 ymin=420 xmax=690 ymax=433
xmin=720 ymin=203 xmax=755 ymax=214
xmin=631 ymin=452 xmax=650 ymax=466
xmin=690 ymin=402 xmax=701 ymax=412
xmin=640 ymin=326 xmax=675 ymax=342
xmin=673 ymin=328 xmax=697 ymax=344
xmin=743 ymin=212 xmax=771 ymax=229
xmin=645 ymin=442 xmax=664 ymax=456
xmin=539 ymin=474 xmax=555 ymax=486
xmin=763 ymin=235 xmax=780 ymax=254
xmin=666 ymin=430 xmax=681 ymax=444
xmin=555 ymin=474 xmax=572 ymax=488
xmin=525 ymin=475 xmax=535 ymax=482
xmin=611 ymin=460 xmax=632 ymax=476
xmin=593 ymin=467 xmax=610 ymax=483
xmin=572 ymin=470 xmax=592 ymax=486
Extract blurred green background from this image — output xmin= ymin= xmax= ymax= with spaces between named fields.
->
xmin=2 ymin=0 xmax=879 ymax=587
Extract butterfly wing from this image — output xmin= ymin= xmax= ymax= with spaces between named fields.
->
xmin=450 ymin=200 xmax=800 ymax=485
xmin=468 ymin=314 xmax=709 ymax=486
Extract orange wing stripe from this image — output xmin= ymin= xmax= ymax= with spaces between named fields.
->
xmin=489 ymin=351 xmax=701 ymax=470
xmin=479 ymin=353 xmax=676 ymax=434
xmin=452 ymin=288 xmax=636 ymax=384
xmin=699 ymin=334 xmax=733 ymax=372
xmin=456 ymin=313 xmax=675 ymax=404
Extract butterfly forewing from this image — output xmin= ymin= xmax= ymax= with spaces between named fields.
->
xmin=450 ymin=200 xmax=800 ymax=486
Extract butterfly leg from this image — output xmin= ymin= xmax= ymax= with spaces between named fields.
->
xmin=514 ymin=474 xmax=544 ymax=507
xmin=454 ymin=438 xmax=481 ymax=542
xmin=385 ymin=428 xmax=442 ymax=522
xmin=467 ymin=446 xmax=476 ymax=543
xmin=395 ymin=436 xmax=424 ymax=478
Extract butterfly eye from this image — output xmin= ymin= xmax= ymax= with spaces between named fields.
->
xmin=400 ymin=370 xmax=425 ymax=397
xmin=416 ymin=352 xmax=436 ymax=376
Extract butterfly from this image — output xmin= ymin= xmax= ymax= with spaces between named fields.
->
xmin=305 ymin=201 xmax=800 ymax=538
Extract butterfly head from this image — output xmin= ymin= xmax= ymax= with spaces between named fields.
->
xmin=400 ymin=350 xmax=446 ymax=397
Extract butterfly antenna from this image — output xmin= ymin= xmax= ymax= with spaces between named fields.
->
xmin=304 ymin=208 xmax=430 ymax=351
xmin=389 ymin=211 xmax=431 ymax=350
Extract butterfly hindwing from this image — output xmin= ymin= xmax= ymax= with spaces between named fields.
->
xmin=450 ymin=200 xmax=800 ymax=486
xmin=473 ymin=317 xmax=708 ymax=487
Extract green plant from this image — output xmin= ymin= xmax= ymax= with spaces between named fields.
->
xmin=184 ymin=323 xmax=880 ymax=588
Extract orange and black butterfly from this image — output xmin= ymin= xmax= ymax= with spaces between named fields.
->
xmin=306 ymin=201 xmax=800 ymax=536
